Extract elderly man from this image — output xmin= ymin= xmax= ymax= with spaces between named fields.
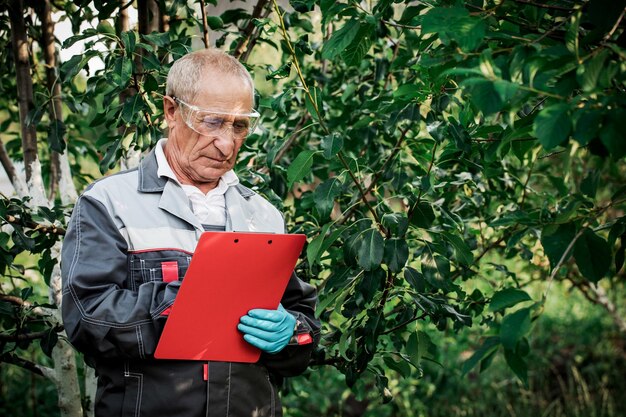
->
xmin=61 ymin=48 xmax=320 ymax=417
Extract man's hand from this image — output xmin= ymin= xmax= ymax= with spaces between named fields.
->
xmin=238 ymin=304 xmax=296 ymax=354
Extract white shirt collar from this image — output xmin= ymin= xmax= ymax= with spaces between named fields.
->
xmin=154 ymin=138 xmax=239 ymax=192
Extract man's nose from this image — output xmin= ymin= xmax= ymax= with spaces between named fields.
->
xmin=212 ymin=130 xmax=236 ymax=156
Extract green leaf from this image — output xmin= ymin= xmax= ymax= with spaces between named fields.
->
xmin=306 ymin=224 xmax=344 ymax=268
xmin=322 ymin=19 xmax=360 ymax=60
xmin=39 ymin=329 xmax=58 ymax=358
xmin=143 ymin=73 xmax=160 ymax=93
xmin=142 ymin=52 xmax=162 ymax=71
xmin=504 ymin=348 xmax=529 ymax=387
xmin=357 ymin=229 xmax=384 ymax=271
xmin=573 ymin=108 xmax=601 ymax=146
xmin=384 ymin=238 xmax=409 ymax=272
xmin=12 ymin=225 xmax=35 ymax=252
xmin=342 ymin=21 xmax=374 ymax=66
xmin=462 ymin=336 xmax=500 ymax=375
xmin=599 ymin=109 xmax=626 ymax=159
xmin=464 ymin=79 xmax=519 ymax=116
xmin=206 ymin=16 xmax=224 ymax=29
xmin=321 ymin=133 xmax=343 ymax=159
xmin=21 ymin=287 xmax=33 ymax=301
xmin=533 ymin=103 xmax=572 ymax=150
xmin=100 ymin=138 xmax=122 ymax=173
xmin=48 ymin=119 xmax=67 ymax=153
xmin=577 ymin=49 xmax=608 ymax=92
xmin=307 ymin=224 xmax=330 ymax=268
xmin=143 ymin=31 xmax=170 ymax=47
xmin=406 ymin=330 xmax=422 ymax=368
xmin=121 ymin=95 xmax=143 ymax=124
xmin=441 ymin=232 xmax=474 ymax=266
xmin=421 ymin=253 xmax=451 ymax=290
xmin=410 ymin=202 xmax=435 ymax=229
xmin=404 ymin=267 xmax=425 ymax=293
xmin=393 ymin=84 xmax=422 ymax=100
xmin=500 ymin=307 xmax=532 ymax=351
xmin=381 ymin=213 xmax=409 ymax=238
xmin=489 ymin=288 xmax=532 ymax=312
xmin=573 ymin=228 xmax=611 ymax=283
xmin=580 ymin=171 xmax=599 ymax=198
xmin=287 ymin=150 xmax=316 ymax=188
xmin=266 ymin=61 xmax=292 ymax=80
xmin=113 ymin=56 xmax=133 ymax=87
xmin=60 ymin=51 xmax=99 ymax=81
xmin=120 ymin=31 xmax=137 ymax=57
xmin=314 ymin=177 xmax=342 ymax=219
xmin=541 ymin=223 xmax=576 ymax=269
xmin=290 ymin=0 xmax=315 ymax=12
xmin=305 ymin=87 xmax=323 ymax=122
xmin=422 ymin=7 xmax=486 ymax=51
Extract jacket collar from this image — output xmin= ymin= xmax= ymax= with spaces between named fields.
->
xmin=137 ymin=147 xmax=255 ymax=199
xmin=137 ymin=148 xmax=168 ymax=192
xmin=137 ymin=146 xmax=257 ymax=232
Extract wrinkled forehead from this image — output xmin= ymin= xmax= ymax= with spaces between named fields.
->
xmin=191 ymin=73 xmax=254 ymax=114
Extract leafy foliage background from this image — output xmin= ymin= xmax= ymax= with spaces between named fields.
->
xmin=0 ymin=0 xmax=625 ymax=416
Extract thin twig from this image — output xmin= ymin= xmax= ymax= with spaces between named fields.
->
xmin=603 ymin=6 xmax=626 ymax=42
xmin=382 ymin=311 xmax=429 ymax=335
xmin=381 ymin=19 xmax=419 ymax=30
xmin=199 ymin=0 xmax=210 ymax=49
xmin=510 ymin=0 xmax=575 ymax=12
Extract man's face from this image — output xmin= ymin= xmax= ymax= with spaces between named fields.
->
xmin=163 ymin=73 xmax=254 ymax=192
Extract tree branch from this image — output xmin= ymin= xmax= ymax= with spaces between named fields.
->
xmin=382 ymin=311 xmax=429 ymax=335
xmin=0 ymin=326 xmax=63 ymax=342
xmin=509 ymin=0 xmax=576 ymax=12
xmin=0 ymin=294 xmax=58 ymax=317
xmin=233 ymin=0 xmax=271 ymax=62
xmin=2 ymin=214 xmax=66 ymax=235
xmin=0 ymin=138 xmax=29 ymax=197
xmin=199 ymin=0 xmax=210 ymax=49
xmin=1 ymin=353 xmax=46 ymax=377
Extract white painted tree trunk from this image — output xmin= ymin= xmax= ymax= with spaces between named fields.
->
xmin=0 ymin=150 xmax=85 ymax=417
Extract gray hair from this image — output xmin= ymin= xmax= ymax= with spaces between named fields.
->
xmin=165 ymin=48 xmax=254 ymax=104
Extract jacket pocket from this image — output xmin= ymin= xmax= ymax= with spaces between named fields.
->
xmin=128 ymin=251 xmax=191 ymax=289
xmin=227 ymin=363 xmax=281 ymax=417
xmin=121 ymin=363 xmax=143 ymax=417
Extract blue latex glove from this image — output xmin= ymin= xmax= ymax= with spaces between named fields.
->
xmin=238 ymin=304 xmax=296 ymax=354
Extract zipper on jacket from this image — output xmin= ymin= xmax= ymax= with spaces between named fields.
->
xmin=204 ymin=362 xmax=210 ymax=417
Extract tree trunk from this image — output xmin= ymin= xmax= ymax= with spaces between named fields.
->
xmin=37 ymin=0 xmax=63 ymax=201
xmin=10 ymin=3 xmax=83 ymax=417
xmin=8 ymin=0 xmax=38 ymax=183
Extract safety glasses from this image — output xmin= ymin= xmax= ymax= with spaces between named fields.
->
xmin=173 ymin=97 xmax=260 ymax=140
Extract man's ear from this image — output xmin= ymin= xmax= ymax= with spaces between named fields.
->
xmin=163 ymin=96 xmax=178 ymax=124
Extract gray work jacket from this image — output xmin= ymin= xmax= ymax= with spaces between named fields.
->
xmin=61 ymin=148 xmax=320 ymax=417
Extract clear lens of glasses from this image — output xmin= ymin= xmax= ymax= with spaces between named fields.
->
xmin=186 ymin=109 xmax=259 ymax=139
xmin=175 ymin=98 xmax=260 ymax=139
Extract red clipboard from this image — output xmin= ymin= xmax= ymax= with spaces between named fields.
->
xmin=154 ymin=231 xmax=306 ymax=363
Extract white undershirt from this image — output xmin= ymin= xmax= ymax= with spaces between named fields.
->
xmin=155 ymin=138 xmax=239 ymax=226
